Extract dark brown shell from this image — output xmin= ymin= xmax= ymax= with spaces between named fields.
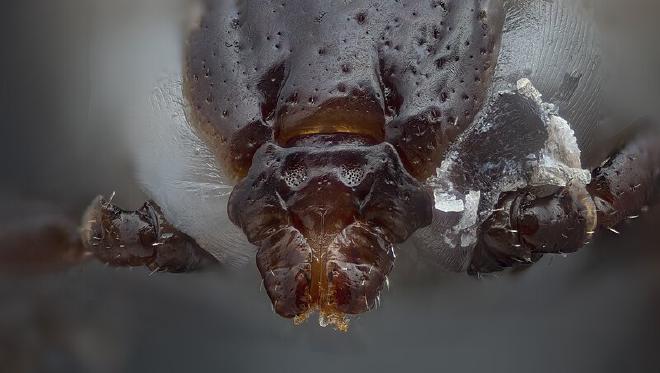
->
xmin=184 ymin=0 xmax=504 ymax=324
xmin=184 ymin=0 xmax=504 ymax=180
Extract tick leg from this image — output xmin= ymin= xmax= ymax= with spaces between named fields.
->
xmin=0 ymin=210 xmax=88 ymax=274
xmin=469 ymin=183 xmax=597 ymax=274
xmin=81 ymin=196 xmax=218 ymax=273
xmin=587 ymin=131 xmax=660 ymax=229
xmin=469 ymin=130 xmax=660 ymax=274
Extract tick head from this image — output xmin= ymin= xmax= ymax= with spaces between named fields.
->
xmin=228 ymin=141 xmax=432 ymax=329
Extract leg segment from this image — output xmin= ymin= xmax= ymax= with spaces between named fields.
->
xmin=469 ymin=130 xmax=660 ymax=274
xmin=587 ymin=132 xmax=660 ymax=229
xmin=81 ymin=196 xmax=217 ymax=273
xmin=469 ymin=183 xmax=596 ymax=274
xmin=0 ymin=197 xmax=217 ymax=274
xmin=0 ymin=212 xmax=87 ymax=274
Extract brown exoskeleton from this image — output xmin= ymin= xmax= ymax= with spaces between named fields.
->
xmin=2 ymin=0 xmax=659 ymax=331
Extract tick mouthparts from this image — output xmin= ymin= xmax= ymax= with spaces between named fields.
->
xmin=227 ymin=142 xmax=433 ymax=330
xmin=256 ymin=222 xmax=395 ymax=331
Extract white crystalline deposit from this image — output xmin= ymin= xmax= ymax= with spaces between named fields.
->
xmin=516 ymin=78 xmax=592 ymax=187
xmin=458 ymin=190 xmax=481 ymax=248
xmin=434 ymin=191 xmax=465 ymax=212
xmin=457 ymin=190 xmax=481 ymax=231
xmin=422 ymin=78 xmax=591 ymax=262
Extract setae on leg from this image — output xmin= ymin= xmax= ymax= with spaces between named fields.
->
xmin=469 ymin=130 xmax=660 ymax=274
xmin=81 ymin=196 xmax=217 ymax=273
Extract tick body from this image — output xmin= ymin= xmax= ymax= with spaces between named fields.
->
xmin=185 ymin=0 xmax=502 ymax=325
xmin=3 ymin=0 xmax=659 ymax=331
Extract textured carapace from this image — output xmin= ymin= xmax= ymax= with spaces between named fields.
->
xmin=185 ymin=0 xmax=504 ymax=179
xmin=184 ymin=0 xmax=504 ymax=326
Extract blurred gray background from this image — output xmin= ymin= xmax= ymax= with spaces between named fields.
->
xmin=2 ymin=1 xmax=660 ymax=372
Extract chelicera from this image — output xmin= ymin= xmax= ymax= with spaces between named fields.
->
xmin=3 ymin=0 xmax=659 ymax=331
